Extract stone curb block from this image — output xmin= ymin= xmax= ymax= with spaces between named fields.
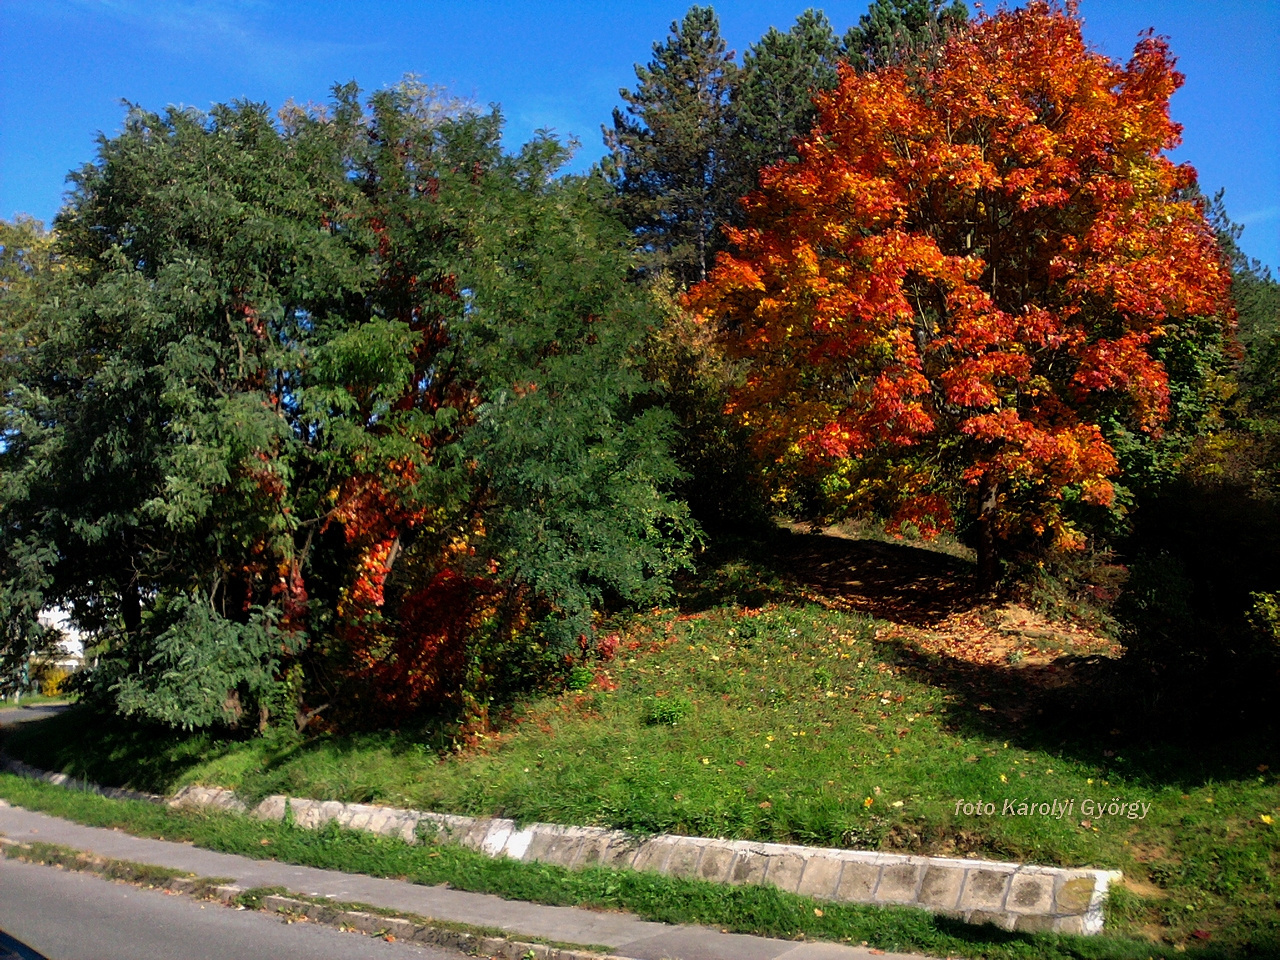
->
xmin=1 ymin=752 xmax=1121 ymax=934
xmin=2 ymin=756 xmax=163 ymax=804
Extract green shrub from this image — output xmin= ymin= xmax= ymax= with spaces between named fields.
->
xmin=641 ymin=694 xmax=691 ymax=726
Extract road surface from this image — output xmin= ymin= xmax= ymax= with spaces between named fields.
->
xmin=0 ymin=855 xmax=467 ymax=960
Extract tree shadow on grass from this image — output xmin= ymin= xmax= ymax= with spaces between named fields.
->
xmin=676 ymin=524 xmax=983 ymax=625
xmin=771 ymin=527 xmax=982 ymax=626
xmin=688 ymin=524 xmax=1277 ymax=788
xmin=0 ymin=705 xmax=238 ymax=795
xmin=878 ymin=636 xmax=1279 ymax=790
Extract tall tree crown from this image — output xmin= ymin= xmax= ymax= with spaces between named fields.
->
xmin=841 ymin=0 xmax=969 ymax=72
xmin=604 ymin=5 xmax=739 ymax=285
xmin=733 ymin=9 xmax=841 ymax=175
xmin=690 ymin=1 xmax=1232 ymax=579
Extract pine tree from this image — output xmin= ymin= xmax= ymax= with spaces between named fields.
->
xmin=732 ymin=9 xmax=840 ymax=179
xmin=604 ymin=5 xmax=739 ymax=285
xmin=1206 ymin=190 xmax=1280 ymax=413
xmin=841 ymin=0 xmax=968 ymax=73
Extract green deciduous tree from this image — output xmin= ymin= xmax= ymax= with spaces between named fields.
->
xmin=0 ymin=83 xmax=694 ymax=728
xmin=0 ymin=217 xmax=65 ymax=691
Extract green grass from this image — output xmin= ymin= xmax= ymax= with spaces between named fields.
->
xmin=0 ymin=772 xmax=1233 ymax=960
xmin=0 ymin=838 xmax=195 ymax=887
xmin=3 ymin=538 xmax=1278 ymax=955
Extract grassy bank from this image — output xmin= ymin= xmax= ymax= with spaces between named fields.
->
xmin=0 ymin=772 xmax=1227 ymax=960
xmin=4 ymin=531 xmax=1277 ymax=954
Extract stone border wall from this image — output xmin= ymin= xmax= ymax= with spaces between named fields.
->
xmin=173 ymin=784 xmax=1117 ymax=935
xmin=2 ymin=755 xmax=163 ymax=804
xmin=1 ymin=756 xmax=1118 ymax=935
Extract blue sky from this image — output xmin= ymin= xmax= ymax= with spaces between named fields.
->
xmin=2 ymin=1 xmax=1276 ymax=269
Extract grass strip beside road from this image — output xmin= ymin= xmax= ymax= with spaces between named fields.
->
xmin=231 ymin=887 xmax=615 ymax=955
xmin=0 ymin=839 xmax=613 ymax=957
xmin=0 ymin=839 xmax=610 ymax=956
xmin=0 ymin=837 xmax=213 ymax=889
xmin=0 ymin=772 xmax=1219 ymax=960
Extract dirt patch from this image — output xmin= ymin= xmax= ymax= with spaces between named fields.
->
xmin=879 ymin=606 xmax=1121 ymax=670
xmin=1119 ymin=877 xmax=1170 ymax=899
xmin=773 ymin=527 xmax=1120 ymax=668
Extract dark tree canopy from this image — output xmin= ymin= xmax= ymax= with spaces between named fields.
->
xmin=733 ymin=9 xmax=841 ymax=177
xmin=1207 ymin=190 xmax=1280 ymax=415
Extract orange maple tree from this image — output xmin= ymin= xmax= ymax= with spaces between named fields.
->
xmin=689 ymin=0 xmax=1232 ymax=581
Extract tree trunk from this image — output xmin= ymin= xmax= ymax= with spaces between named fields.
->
xmin=121 ymin=577 xmax=142 ymax=636
xmin=975 ymin=475 xmax=1000 ymax=591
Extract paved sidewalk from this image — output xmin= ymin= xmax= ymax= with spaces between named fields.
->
xmin=0 ymin=801 xmax=934 ymax=960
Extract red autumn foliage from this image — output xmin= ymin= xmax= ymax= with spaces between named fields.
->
xmin=350 ymin=567 xmax=499 ymax=717
xmin=597 ymin=632 xmax=621 ymax=662
xmin=689 ymin=1 xmax=1233 ymax=576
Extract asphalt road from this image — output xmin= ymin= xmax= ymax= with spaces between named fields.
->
xmin=0 ymin=705 xmax=69 ymax=730
xmin=0 ymin=857 xmax=468 ymax=960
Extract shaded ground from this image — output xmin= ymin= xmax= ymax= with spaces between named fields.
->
xmin=764 ymin=524 xmax=1275 ymax=793
xmin=774 ymin=526 xmax=983 ymax=627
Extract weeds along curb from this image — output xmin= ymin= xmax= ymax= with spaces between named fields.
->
xmin=0 ymin=835 xmax=631 ymax=960
xmin=1 ymin=753 xmax=1120 ymax=935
